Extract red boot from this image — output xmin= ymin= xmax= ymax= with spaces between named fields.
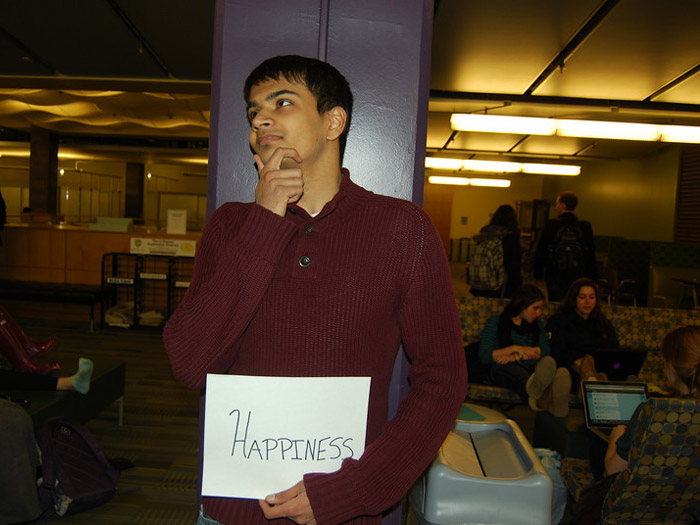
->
xmin=0 ymin=305 xmax=57 ymax=358
xmin=0 ymin=318 xmax=58 ymax=374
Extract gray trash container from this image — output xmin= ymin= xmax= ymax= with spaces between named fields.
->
xmin=409 ymin=403 xmax=552 ymax=525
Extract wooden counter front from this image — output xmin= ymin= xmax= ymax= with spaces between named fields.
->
xmin=0 ymin=224 xmax=201 ymax=285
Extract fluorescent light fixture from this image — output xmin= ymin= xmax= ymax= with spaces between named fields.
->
xmin=451 ymin=113 xmax=700 ymax=143
xmin=427 ymin=176 xmax=511 ymax=187
xmin=425 ymin=157 xmax=464 ymax=170
xmin=428 ymin=176 xmax=471 ymax=186
xmin=425 ymin=157 xmax=580 ymax=176
xmin=556 ymin=119 xmax=659 ymax=141
xmin=463 ymin=159 xmax=521 ymax=173
xmin=659 ymin=124 xmax=700 ymax=144
xmin=469 ymin=178 xmax=511 ymax=187
xmin=451 ymin=114 xmax=557 ymax=135
xmin=521 ymin=163 xmax=580 ymax=176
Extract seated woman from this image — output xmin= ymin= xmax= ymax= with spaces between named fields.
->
xmin=605 ymin=325 xmax=700 ymax=476
xmin=546 ymin=278 xmax=618 ymax=390
xmin=478 ymin=284 xmax=571 ymax=416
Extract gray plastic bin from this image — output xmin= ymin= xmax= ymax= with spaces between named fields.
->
xmin=409 ymin=404 xmax=552 ymax=525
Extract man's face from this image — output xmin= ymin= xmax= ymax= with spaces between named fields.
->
xmin=246 ymin=77 xmax=328 ymax=168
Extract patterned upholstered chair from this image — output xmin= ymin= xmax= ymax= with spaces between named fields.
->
xmin=560 ymin=397 xmax=700 ymax=524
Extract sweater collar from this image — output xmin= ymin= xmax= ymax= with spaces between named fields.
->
xmin=287 ymin=168 xmax=364 ymax=223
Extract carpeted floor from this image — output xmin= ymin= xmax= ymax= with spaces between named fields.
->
xmin=5 ymin=304 xmax=201 ymax=524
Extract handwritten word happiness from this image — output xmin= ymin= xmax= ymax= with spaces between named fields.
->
xmin=229 ymin=409 xmax=356 ymax=461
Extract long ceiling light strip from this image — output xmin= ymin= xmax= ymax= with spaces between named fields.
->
xmin=450 ymin=113 xmax=700 ymax=143
xmin=425 ymin=157 xmax=581 ymax=176
xmin=428 ymin=175 xmax=511 ymax=187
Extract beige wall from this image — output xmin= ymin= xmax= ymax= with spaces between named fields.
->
xmin=445 ymin=145 xmax=680 ymax=243
xmin=449 ymin=175 xmax=545 ymax=239
xmin=2 ymin=157 xmax=208 ymax=228
xmin=542 ymin=145 xmax=680 ymax=242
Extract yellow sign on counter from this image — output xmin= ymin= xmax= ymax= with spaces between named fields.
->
xmin=130 ymin=237 xmax=196 ymax=257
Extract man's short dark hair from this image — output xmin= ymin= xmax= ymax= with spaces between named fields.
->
xmin=244 ymin=55 xmax=353 ymax=163
xmin=557 ymin=191 xmax=578 ymax=211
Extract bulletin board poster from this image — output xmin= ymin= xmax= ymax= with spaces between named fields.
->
xmin=201 ymin=374 xmax=371 ymax=499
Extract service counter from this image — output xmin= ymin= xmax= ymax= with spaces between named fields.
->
xmin=0 ymin=223 xmax=201 ymax=285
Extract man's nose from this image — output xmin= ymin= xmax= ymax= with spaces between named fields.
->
xmin=251 ymin=109 xmax=273 ymax=129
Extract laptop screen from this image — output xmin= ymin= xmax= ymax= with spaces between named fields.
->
xmin=582 ymin=381 xmax=648 ymax=427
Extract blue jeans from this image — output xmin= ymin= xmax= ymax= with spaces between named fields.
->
xmin=197 ymin=505 xmax=223 ymax=525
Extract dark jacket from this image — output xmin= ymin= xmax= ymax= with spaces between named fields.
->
xmin=546 ymin=309 xmax=618 ymax=372
xmin=534 ymin=211 xmax=597 ymax=281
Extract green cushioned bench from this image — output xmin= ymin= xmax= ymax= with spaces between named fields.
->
xmin=457 ymin=295 xmax=699 ymax=409
xmin=2 ymin=359 xmax=125 ymax=429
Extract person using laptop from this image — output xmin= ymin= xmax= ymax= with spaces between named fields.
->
xmin=547 ymin=278 xmax=618 ymax=393
xmin=478 ymin=284 xmax=571 ymax=416
xmin=604 ymin=325 xmax=700 ymax=476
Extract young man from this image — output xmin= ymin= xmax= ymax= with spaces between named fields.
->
xmin=163 ymin=55 xmax=466 ymax=525
xmin=534 ymin=191 xmax=597 ymax=302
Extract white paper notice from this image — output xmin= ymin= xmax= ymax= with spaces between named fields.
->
xmin=202 ymin=374 xmax=371 ymax=500
xmin=167 ymin=209 xmax=187 ymax=235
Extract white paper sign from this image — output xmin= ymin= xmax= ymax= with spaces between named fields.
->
xmin=167 ymin=209 xmax=187 ymax=235
xmin=202 ymin=374 xmax=371 ymax=500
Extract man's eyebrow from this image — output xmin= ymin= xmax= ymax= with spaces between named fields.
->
xmin=246 ymin=89 xmax=298 ymax=111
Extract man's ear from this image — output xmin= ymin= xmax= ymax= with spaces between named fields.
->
xmin=326 ymin=106 xmax=347 ymax=141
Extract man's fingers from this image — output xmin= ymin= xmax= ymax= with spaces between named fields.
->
xmin=261 ymin=147 xmax=302 ymax=172
xmin=258 ymin=480 xmax=315 ymax=524
xmin=253 ymin=154 xmax=264 ymax=172
xmin=265 ymin=481 xmax=303 ymax=505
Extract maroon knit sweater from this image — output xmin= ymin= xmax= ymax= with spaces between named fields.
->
xmin=163 ymin=172 xmax=467 ymax=524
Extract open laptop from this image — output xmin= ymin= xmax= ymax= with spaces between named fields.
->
xmin=581 ymin=380 xmax=648 ymax=442
xmin=593 ymin=348 xmax=647 ymax=381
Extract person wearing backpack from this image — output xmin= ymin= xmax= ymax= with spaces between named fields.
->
xmin=468 ymin=204 xmax=522 ymax=298
xmin=534 ymin=191 xmax=597 ymax=302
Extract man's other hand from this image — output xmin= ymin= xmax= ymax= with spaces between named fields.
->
xmin=259 ymin=480 xmax=316 ymax=524
xmin=254 ymin=148 xmax=303 ymax=217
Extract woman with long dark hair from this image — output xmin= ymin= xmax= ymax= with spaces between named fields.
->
xmin=546 ymin=278 xmax=618 ymax=388
xmin=469 ymin=204 xmax=522 ymax=298
xmin=478 ymin=284 xmax=571 ymax=416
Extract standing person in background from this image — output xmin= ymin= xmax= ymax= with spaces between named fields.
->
xmin=469 ymin=204 xmax=522 ymax=298
xmin=547 ymin=278 xmax=618 ymax=393
xmin=534 ymin=191 xmax=597 ymax=301
xmin=163 ymin=55 xmax=466 ymax=525
xmin=478 ymin=284 xmax=571 ymax=417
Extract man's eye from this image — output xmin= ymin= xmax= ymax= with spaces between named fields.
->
xmin=248 ymin=110 xmax=258 ymax=121
xmin=278 ymin=99 xmax=291 ymax=108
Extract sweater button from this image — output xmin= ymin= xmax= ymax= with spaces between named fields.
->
xmin=304 ymin=225 xmax=315 ymax=236
xmin=299 ymin=255 xmax=311 ymax=267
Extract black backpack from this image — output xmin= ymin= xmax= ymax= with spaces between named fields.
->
xmin=550 ymin=222 xmax=585 ymax=276
xmin=36 ymin=418 xmax=120 ymax=517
